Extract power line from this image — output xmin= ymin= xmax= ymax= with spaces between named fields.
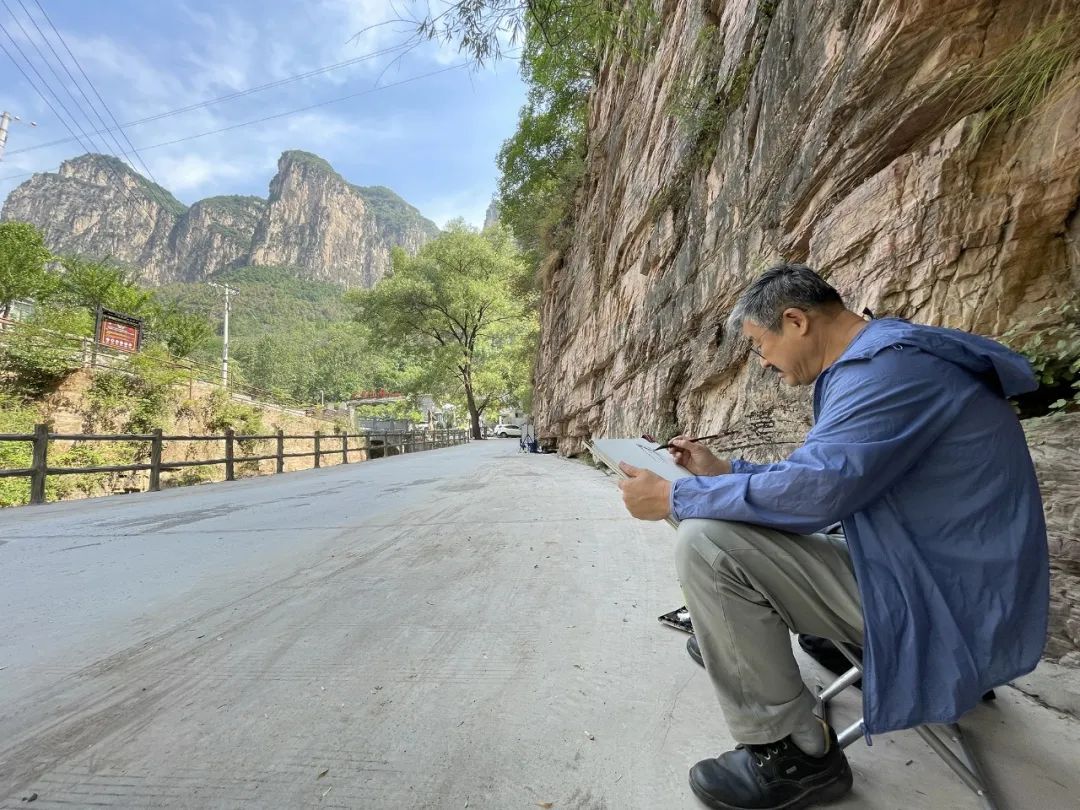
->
xmin=0 ymin=12 xmax=153 ymax=217
xmin=3 ymin=41 xmax=415 ymax=158
xmin=24 ymin=0 xmax=160 ymax=186
xmin=0 ymin=62 xmax=467 ymax=190
xmin=8 ymin=0 xmax=131 ymax=170
xmin=0 ymin=31 xmax=127 ymax=200
xmin=134 ymin=62 xmax=468 ymax=153
xmin=0 ymin=6 xmax=133 ymax=185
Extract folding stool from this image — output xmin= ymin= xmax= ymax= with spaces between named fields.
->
xmin=815 ymin=641 xmax=1000 ymax=809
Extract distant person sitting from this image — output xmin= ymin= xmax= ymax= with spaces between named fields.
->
xmin=616 ymin=264 xmax=1048 ymax=810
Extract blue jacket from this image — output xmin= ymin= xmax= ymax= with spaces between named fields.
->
xmin=671 ymin=318 xmax=1049 ymax=735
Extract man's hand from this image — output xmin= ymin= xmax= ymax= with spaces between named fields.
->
xmin=668 ymin=436 xmax=732 ymax=476
xmin=617 ymin=463 xmax=673 ymax=520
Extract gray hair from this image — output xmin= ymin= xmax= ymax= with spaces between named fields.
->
xmin=727 ymin=263 xmax=844 ymax=333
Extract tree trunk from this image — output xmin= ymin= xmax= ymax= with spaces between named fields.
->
xmin=462 ymin=368 xmax=483 ymax=440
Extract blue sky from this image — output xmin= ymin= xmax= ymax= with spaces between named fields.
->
xmin=0 ymin=0 xmax=527 ymax=227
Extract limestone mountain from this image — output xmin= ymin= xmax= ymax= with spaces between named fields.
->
xmin=1 ymin=150 xmax=439 ymax=288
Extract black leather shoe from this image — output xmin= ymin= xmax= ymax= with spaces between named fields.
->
xmin=689 ymin=726 xmax=852 ymax=809
xmin=688 ymin=634 xmax=705 ymax=668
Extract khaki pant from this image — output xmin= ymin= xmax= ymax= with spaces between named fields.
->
xmin=674 ymin=519 xmax=864 ymax=745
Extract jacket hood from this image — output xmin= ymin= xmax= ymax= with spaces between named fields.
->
xmin=840 ymin=317 xmax=1038 ymax=398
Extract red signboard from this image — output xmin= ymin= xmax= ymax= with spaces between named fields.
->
xmin=98 ymin=316 xmax=140 ymax=353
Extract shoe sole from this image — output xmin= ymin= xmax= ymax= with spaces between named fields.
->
xmin=688 ymin=637 xmax=704 ymax=668
xmin=688 ymin=759 xmax=853 ymax=810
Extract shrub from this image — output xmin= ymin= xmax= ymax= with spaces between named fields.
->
xmin=0 ymin=394 xmax=37 ymax=507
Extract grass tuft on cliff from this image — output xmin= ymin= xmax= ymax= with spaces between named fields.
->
xmin=955 ymin=16 xmax=1080 ymax=145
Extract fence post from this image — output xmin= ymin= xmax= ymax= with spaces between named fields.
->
xmin=341 ymin=430 xmax=349 ymax=464
xmin=30 ymin=423 xmax=49 ymax=505
xmin=149 ymin=428 xmax=162 ymax=491
xmin=276 ymin=429 xmax=284 ymax=473
xmin=314 ymin=430 xmax=321 ymax=468
xmin=225 ymin=428 xmax=235 ymax=481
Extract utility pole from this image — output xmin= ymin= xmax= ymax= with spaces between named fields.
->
xmin=209 ymin=282 xmax=237 ymax=387
xmin=0 ymin=111 xmax=37 ymax=161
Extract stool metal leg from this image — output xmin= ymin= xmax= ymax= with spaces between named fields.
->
xmin=818 ymin=665 xmax=862 ymax=703
xmin=811 ymin=646 xmax=1000 ymax=809
xmin=947 ymin=723 xmax=998 ymax=810
xmin=914 ymin=726 xmax=998 ymax=810
xmin=836 ymin=719 xmax=864 ymax=749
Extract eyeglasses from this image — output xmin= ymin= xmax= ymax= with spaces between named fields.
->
xmin=747 ymin=342 xmax=764 ymax=359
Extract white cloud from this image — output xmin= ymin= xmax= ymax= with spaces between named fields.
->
xmin=318 ymin=0 xmax=415 ymax=53
xmin=0 ymin=1 xmax=524 ymax=219
xmin=418 ymin=185 xmax=497 ymax=231
xmin=150 ymin=153 xmax=249 ymax=193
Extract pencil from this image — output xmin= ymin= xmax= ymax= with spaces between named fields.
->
xmin=653 ymin=433 xmax=727 ymax=451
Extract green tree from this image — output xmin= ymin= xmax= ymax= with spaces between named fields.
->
xmin=496 ymin=8 xmax=594 ymax=262
xmin=0 ymin=304 xmax=93 ymax=395
xmin=389 ymin=2 xmax=653 ymax=263
xmin=389 ymin=2 xmax=653 ymax=67
xmin=55 ymin=256 xmax=151 ymax=316
xmin=147 ymin=300 xmax=214 ymax=359
xmin=0 ymin=221 xmax=53 ymax=319
xmin=346 ymin=222 xmax=537 ymax=438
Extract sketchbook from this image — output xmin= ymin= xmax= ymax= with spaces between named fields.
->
xmin=587 ymin=438 xmax=693 ymax=529
xmin=587 ymin=437 xmax=694 ymax=483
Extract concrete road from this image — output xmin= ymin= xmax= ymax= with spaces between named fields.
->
xmin=1 ymin=440 xmax=1078 ymax=809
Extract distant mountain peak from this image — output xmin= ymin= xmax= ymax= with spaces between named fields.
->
xmin=1 ymin=150 xmax=439 ymax=288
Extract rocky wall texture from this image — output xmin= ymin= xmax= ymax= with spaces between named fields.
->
xmin=533 ymin=0 xmax=1080 ymax=660
xmin=1026 ymin=412 xmax=1080 ymax=664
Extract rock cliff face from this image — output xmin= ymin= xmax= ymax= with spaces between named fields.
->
xmin=1025 ymin=413 xmax=1080 ymax=665
xmin=1 ymin=155 xmax=185 ymax=285
xmin=1 ymin=150 xmax=438 ymax=287
xmin=248 ymin=151 xmax=436 ymax=287
xmin=533 ymin=0 xmax=1080 ymax=659
xmin=483 ymin=200 xmax=501 ymax=230
xmin=169 ymin=195 xmax=266 ymax=282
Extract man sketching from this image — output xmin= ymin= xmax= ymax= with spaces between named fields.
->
xmin=617 ymin=264 xmax=1048 ymax=810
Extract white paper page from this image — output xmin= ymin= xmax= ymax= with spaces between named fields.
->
xmin=587 ymin=438 xmax=693 ymax=483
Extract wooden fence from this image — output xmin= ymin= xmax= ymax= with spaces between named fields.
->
xmin=0 ymin=426 xmax=470 ymax=505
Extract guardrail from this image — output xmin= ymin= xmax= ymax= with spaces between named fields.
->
xmin=0 ymin=426 xmax=470 ymax=505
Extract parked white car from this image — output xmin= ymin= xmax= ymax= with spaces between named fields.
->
xmin=493 ymin=423 xmax=522 ymax=438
